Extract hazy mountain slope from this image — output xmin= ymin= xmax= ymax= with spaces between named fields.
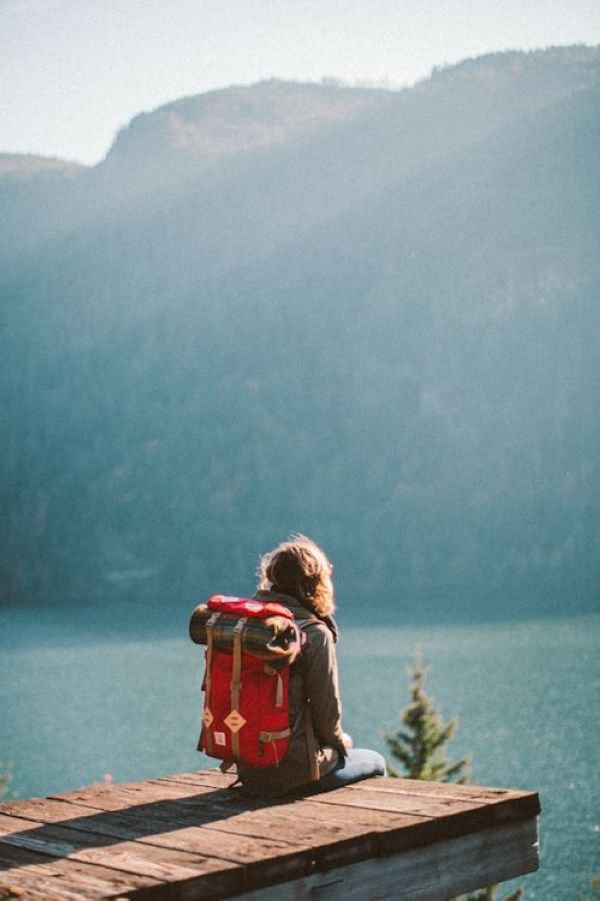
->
xmin=1 ymin=47 xmax=598 ymax=616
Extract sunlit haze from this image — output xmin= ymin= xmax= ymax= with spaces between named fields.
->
xmin=2 ymin=0 xmax=599 ymax=164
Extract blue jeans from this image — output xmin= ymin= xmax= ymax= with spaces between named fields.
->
xmin=301 ymin=748 xmax=387 ymax=795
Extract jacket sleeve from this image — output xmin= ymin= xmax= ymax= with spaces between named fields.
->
xmin=303 ymin=624 xmax=346 ymax=755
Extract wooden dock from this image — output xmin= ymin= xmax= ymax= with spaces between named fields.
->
xmin=0 ymin=769 xmax=540 ymax=899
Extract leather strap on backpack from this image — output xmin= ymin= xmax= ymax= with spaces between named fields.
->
xmin=229 ymin=617 xmax=248 ymax=760
xmin=202 ymin=612 xmax=220 ymax=756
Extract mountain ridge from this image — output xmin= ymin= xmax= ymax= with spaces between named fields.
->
xmin=1 ymin=46 xmax=598 ymax=614
xmin=3 ymin=44 xmax=598 ymax=177
xmin=0 ymin=153 xmax=85 ymax=179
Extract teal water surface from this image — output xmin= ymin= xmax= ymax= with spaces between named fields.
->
xmin=1 ymin=606 xmax=598 ymax=899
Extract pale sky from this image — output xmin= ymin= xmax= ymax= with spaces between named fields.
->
xmin=1 ymin=0 xmax=599 ymax=165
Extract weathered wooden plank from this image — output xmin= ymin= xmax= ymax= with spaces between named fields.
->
xmin=267 ymin=799 xmax=429 ymax=833
xmin=0 ymin=852 xmax=234 ymax=901
xmin=0 ymin=801 xmax=308 ymax=871
xmin=51 ymin=784 xmax=425 ymax=840
xmin=0 ymin=773 xmax=541 ymax=900
xmin=0 ymin=812 xmax=242 ymax=884
xmin=115 ymin=778 xmax=433 ymax=833
xmin=228 ymin=817 xmax=540 ymax=901
xmin=1 ymin=798 xmax=124 ymax=824
xmin=154 ymin=770 xmax=532 ymax=807
xmin=352 ymin=776 xmax=525 ymax=800
xmin=0 ymin=842 xmax=161 ymax=899
xmin=154 ymin=771 xmax=540 ymax=823
xmin=49 ymin=780 xmax=226 ymax=811
xmin=205 ymin=805 xmax=419 ymax=845
xmin=308 ymin=785 xmax=480 ymax=815
xmin=0 ymin=878 xmax=82 ymax=900
xmin=34 ymin=774 xmax=540 ymax=864
xmin=47 ymin=781 xmax=436 ymax=858
xmin=47 ymin=781 xmax=425 ymax=862
xmin=304 ymin=782 xmax=539 ymax=824
xmin=198 ymin=776 xmax=538 ymax=835
xmin=69 ymin=772 xmax=530 ymax=833
xmin=51 ymin=771 xmax=496 ymax=814
xmin=157 ymin=770 xmax=497 ymax=798
xmin=4 ymin=794 xmax=246 ymax=835
xmin=153 ymin=771 xmax=237 ymax=790
xmin=1 ymin=798 xmax=366 ymax=893
xmin=3 ymin=792 xmax=276 ymax=842
xmin=16 ymin=790 xmax=433 ymax=869
xmin=0 ymin=804 xmax=404 ymax=900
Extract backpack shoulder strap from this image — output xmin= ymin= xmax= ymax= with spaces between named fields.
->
xmin=295 ymin=614 xmax=321 ymax=630
xmin=293 ymin=614 xmax=324 ymax=783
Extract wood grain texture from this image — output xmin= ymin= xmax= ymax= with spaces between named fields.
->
xmin=0 ymin=842 xmax=161 ymax=899
xmin=232 ymin=817 xmax=540 ymax=901
xmin=0 ymin=771 xmax=540 ymax=900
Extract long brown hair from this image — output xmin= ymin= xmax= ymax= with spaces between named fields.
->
xmin=258 ymin=534 xmax=335 ymax=617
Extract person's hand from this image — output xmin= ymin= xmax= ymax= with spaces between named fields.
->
xmin=342 ymin=732 xmax=354 ymax=750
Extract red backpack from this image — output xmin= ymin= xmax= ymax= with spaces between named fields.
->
xmin=189 ymin=595 xmax=306 ymax=768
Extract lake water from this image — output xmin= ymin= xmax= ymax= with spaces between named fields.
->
xmin=1 ymin=604 xmax=598 ymax=899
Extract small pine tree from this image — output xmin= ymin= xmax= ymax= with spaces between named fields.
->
xmin=385 ymin=654 xmax=523 ymax=900
xmin=384 ymin=652 xmax=470 ymax=783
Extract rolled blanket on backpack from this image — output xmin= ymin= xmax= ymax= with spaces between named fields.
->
xmin=189 ymin=603 xmax=302 ymax=665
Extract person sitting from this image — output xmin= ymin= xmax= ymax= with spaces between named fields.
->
xmin=237 ymin=534 xmax=386 ymax=797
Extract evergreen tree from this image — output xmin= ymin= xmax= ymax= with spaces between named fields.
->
xmin=385 ymin=654 xmax=523 ymax=900
xmin=384 ymin=653 xmax=469 ymax=782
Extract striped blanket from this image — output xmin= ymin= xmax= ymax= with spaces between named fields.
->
xmin=189 ymin=604 xmax=302 ymax=665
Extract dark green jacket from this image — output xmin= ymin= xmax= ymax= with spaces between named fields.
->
xmin=237 ymin=589 xmax=346 ymax=796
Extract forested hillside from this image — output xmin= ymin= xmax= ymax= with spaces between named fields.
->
xmin=1 ymin=46 xmax=599 ymax=618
